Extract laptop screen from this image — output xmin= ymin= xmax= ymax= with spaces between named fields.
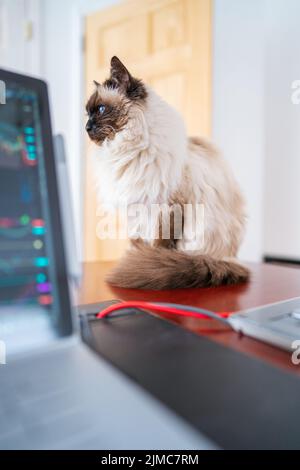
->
xmin=0 ymin=72 xmax=73 ymax=354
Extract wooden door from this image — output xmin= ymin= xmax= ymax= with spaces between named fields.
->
xmin=84 ymin=0 xmax=212 ymax=261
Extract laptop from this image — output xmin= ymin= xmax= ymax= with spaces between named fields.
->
xmin=0 ymin=69 xmax=214 ymax=450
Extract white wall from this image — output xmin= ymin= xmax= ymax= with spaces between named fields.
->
xmin=264 ymin=0 xmax=300 ymax=260
xmin=213 ymin=0 xmax=266 ymax=261
xmin=214 ymin=0 xmax=300 ymax=262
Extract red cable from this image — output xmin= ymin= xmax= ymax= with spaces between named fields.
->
xmin=97 ymin=300 xmax=231 ymax=320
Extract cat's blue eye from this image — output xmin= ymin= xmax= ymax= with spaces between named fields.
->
xmin=98 ymin=105 xmax=105 ymax=115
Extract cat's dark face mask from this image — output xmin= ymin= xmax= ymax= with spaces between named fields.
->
xmin=85 ymin=95 xmax=126 ymax=144
xmin=85 ymin=56 xmax=147 ymax=145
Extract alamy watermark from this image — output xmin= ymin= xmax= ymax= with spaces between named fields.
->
xmin=0 ymin=80 xmax=5 ymax=104
xmin=0 ymin=340 xmax=6 ymax=365
xmin=95 ymin=203 xmax=205 ymax=248
xmin=291 ymin=340 xmax=300 ymax=365
xmin=291 ymin=80 xmax=300 ymax=104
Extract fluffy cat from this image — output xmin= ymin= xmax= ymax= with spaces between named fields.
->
xmin=85 ymin=56 xmax=249 ymax=289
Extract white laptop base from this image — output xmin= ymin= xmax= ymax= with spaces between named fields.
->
xmin=229 ymin=297 xmax=300 ymax=352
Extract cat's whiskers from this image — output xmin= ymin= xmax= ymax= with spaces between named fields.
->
xmin=104 ymin=124 xmax=117 ymax=133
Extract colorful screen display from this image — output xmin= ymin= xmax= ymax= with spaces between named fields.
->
xmin=0 ymin=81 xmax=57 ymax=311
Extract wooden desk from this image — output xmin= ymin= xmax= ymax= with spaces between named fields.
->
xmin=77 ymin=261 xmax=300 ymax=375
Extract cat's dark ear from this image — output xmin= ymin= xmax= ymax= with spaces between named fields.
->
xmin=110 ymin=56 xmax=130 ymax=91
xmin=110 ymin=56 xmax=147 ymax=101
xmin=93 ymin=80 xmax=100 ymax=88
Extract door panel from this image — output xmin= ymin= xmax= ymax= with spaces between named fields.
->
xmin=84 ymin=0 xmax=212 ymax=261
xmin=100 ymin=15 xmax=149 ymax=66
xmin=151 ymin=1 xmax=186 ymax=51
xmin=151 ymin=73 xmax=185 ymax=114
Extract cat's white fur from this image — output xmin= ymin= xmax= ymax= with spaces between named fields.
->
xmin=92 ymin=85 xmax=246 ymax=258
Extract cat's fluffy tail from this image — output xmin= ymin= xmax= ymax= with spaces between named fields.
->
xmin=106 ymin=240 xmax=249 ymax=290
